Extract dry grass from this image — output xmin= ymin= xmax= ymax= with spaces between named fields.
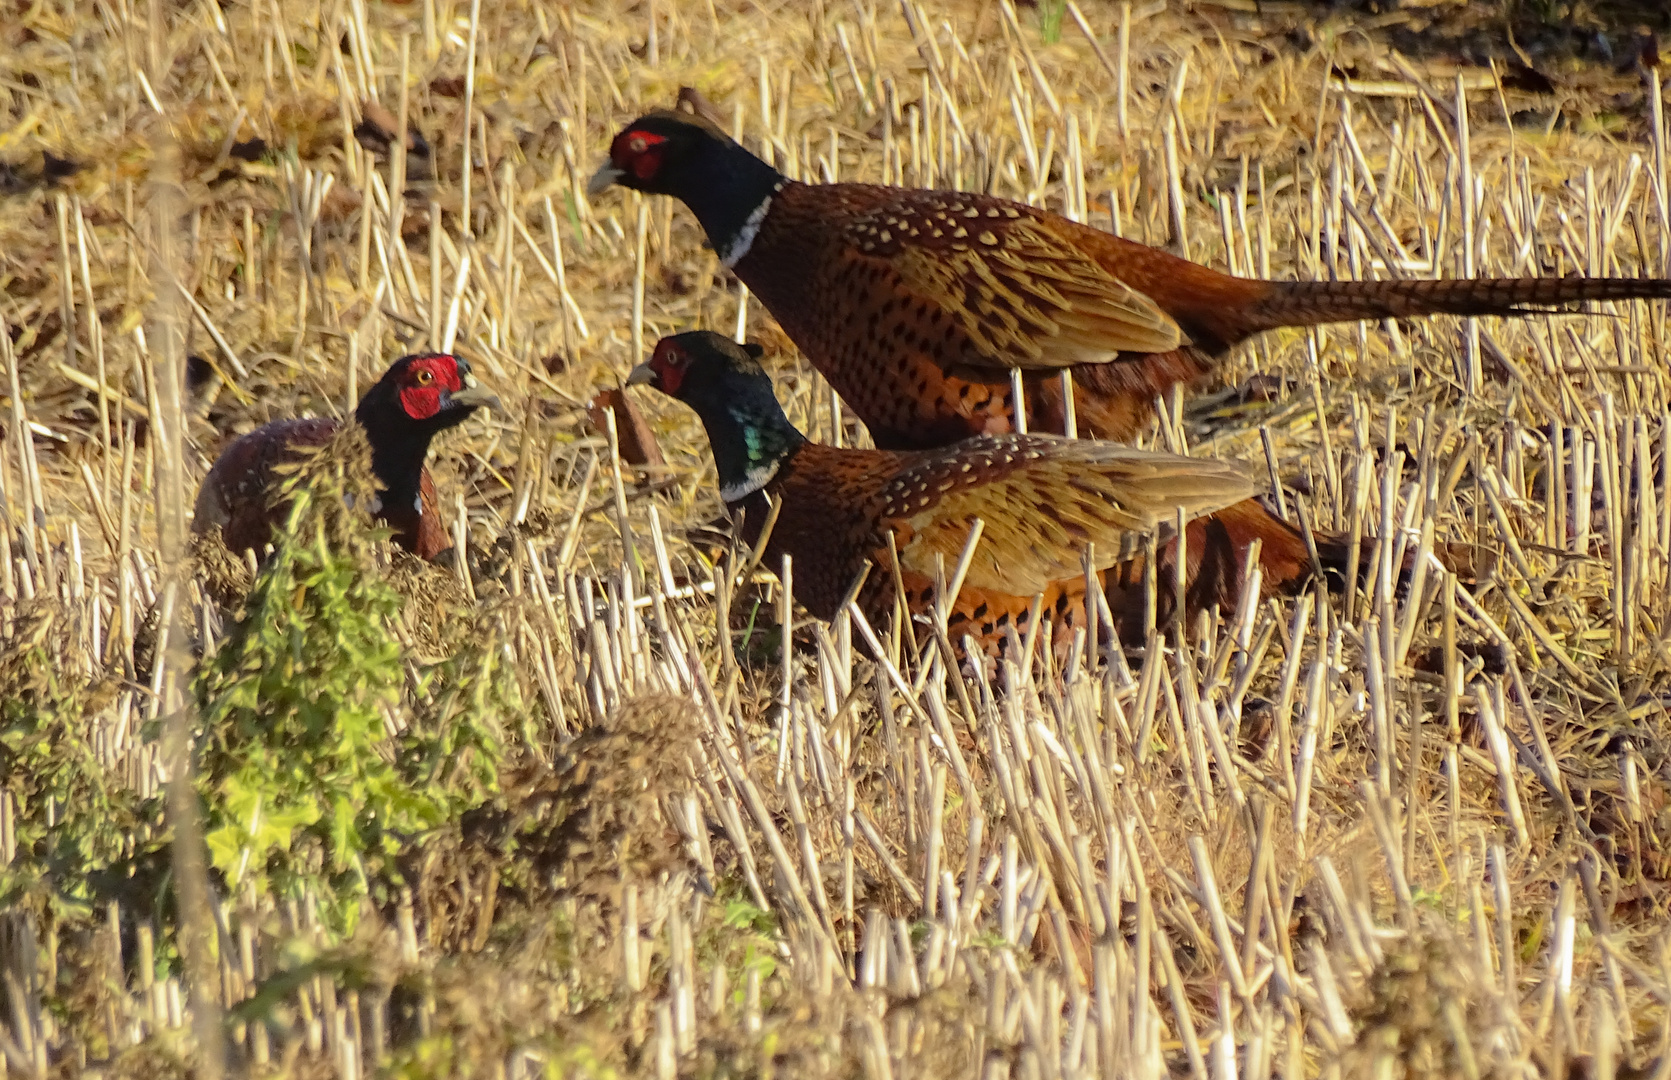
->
xmin=4 ymin=0 xmax=1671 ymax=1076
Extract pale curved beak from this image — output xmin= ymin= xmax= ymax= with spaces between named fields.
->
xmin=448 ymin=384 xmax=503 ymax=412
xmin=587 ymin=161 xmax=626 ymax=197
xmin=625 ymin=362 xmax=657 ymax=387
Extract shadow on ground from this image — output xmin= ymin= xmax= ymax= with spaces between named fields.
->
xmin=1292 ymin=0 xmax=1669 ymax=74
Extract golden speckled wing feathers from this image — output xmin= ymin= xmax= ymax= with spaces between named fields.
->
xmin=842 ymin=194 xmax=1185 ymax=368
xmin=878 ymin=435 xmax=1256 ymax=596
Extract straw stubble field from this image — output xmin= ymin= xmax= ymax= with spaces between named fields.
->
xmin=3 ymin=0 xmax=1671 ymax=1076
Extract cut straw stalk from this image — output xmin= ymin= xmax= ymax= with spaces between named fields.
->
xmin=11 ymin=1 xmax=1671 ymax=1073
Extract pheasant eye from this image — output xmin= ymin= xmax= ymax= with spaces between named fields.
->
xmin=628 ymin=135 xmax=648 ymax=154
xmin=415 ymin=369 xmax=434 ymax=385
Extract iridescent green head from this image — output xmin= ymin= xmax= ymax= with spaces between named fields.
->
xmin=627 ymin=331 xmax=807 ymax=503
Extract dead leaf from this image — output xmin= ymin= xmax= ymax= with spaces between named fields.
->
xmin=588 ymin=388 xmax=664 ymax=469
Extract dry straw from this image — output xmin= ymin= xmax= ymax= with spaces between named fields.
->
xmin=0 ymin=0 xmax=1669 ymax=1076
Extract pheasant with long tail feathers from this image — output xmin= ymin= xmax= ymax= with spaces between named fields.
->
xmin=592 ymin=108 xmax=1671 ymax=449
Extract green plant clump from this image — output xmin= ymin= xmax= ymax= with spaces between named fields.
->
xmin=193 ymin=436 xmax=505 ymax=934
xmin=0 ymin=603 xmax=162 ymax=916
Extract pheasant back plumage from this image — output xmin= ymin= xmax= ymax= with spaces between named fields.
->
xmin=630 ymin=332 xmax=1266 ymax=655
xmin=870 ymin=434 xmax=1257 ymax=597
xmin=195 ymin=417 xmax=343 ymax=556
xmin=193 ymin=416 xmax=454 ymax=562
xmin=741 ymin=443 xmax=1339 ymax=659
xmin=736 ymin=182 xmax=1234 ymax=447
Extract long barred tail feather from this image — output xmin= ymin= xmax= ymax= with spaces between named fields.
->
xmin=1234 ymin=275 xmax=1671 ymax=339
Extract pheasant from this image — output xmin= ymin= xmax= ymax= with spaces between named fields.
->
xmin=631 ymin=331 xmax=1412 ymax=654
xmin=193 ymin=352 xmax=499 ymax=562
xmin=592 ymin=110 xmax=1671 ymax=449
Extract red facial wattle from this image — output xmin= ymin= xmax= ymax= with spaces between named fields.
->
xmin=633 ymin=148 xmax=665 ymax=182
xmin=658 ymin=357 xmax=686 ymax=396
xmin=649 ymin=345 xmax=686 ymax=396
xmin=400 ymin=384 xmax=443 ymax=419
xmin=615 ymin=129 xmax=668 ymax=183
xmin=398 ymin=356 xmax=463 ymax=419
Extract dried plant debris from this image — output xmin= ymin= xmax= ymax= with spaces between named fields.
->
xmin=588 ymin=386 xmax=666 ymax=469
xmin=188 ymin=528 xmax=256 ymax=611
xmin=483 ymin=695 xmax=696 ymax=896
xmin=9 ymin=0 xmax=1671 ymax=1076
xmin=354 ymin=98 xmax=436 ymax=183
xmin=1337 ymin=931 xmax=1517 ymax=1080
xmin=0 ymin=150 xmax=79 ymax=195
xmin=411 ymin=694 xmax=699 ymax=951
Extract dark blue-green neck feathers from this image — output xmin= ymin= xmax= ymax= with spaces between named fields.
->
xmin=658 ymin=332 xmax=808 ymax=503
xmin=704 ymin=395 xmax=805 ymax=503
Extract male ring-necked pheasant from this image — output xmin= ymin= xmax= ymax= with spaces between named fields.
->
xmin=193 ymin=353 xmax=499 ymax=562
xmin=631 ymin=332 xmax=1399 ymax=653
xmin=593 ymin=110 xmax=1671 ymax=449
